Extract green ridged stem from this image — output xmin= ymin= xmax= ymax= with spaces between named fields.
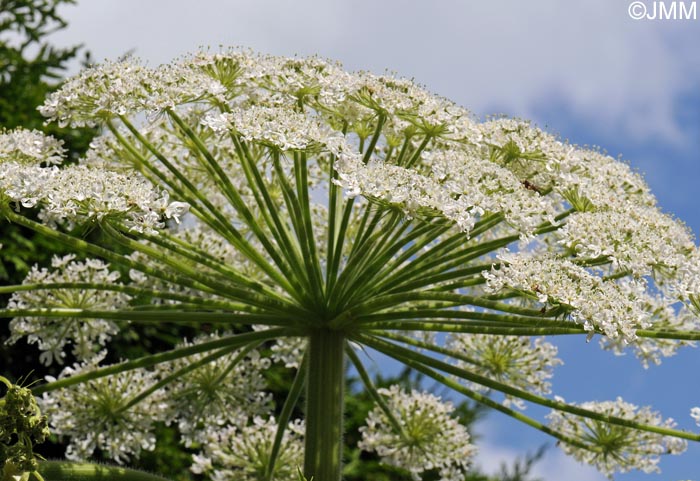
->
xmin=38 ymin=461 xmax=172 ymax=481
xmin=303 ymin=329 xmax=345 ymax=481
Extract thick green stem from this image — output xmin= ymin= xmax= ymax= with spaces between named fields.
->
xmin=304 ymin=329 xmax=345 ymax=481
xmin=38 ymin=461 xmax=172 ymax=481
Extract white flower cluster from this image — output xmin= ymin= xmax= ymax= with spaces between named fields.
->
xmin=447 ymin=334 xmax=562 ymax=409
xmin=557 ymin=148 xmax=656 ymax=210
xmin=475 ymin=119 xmax=656 ymax=209
xmin=202 ymin=106 xmax=347 ymax=154
xmin=673 ymin=247 xmax=700 ymax=315
xmin=358 ymin=385 xmax=476 ymax=481
xmin=335 ymin=146 xmax=556 ymax=235
xmin=599 ymin=281 xmax=699 ymax=368
xmin=39 ymin=59 xmax=226 ymax=127
xmin=156 ymin=334 xmax=273 ymax=446
xmin=191 ymin=416 xmax=305 ymax=481
xmin=40 ymin=354 xmax=169 ymax=464
xmin=0 ymin=129 xmax=65 ymax=165
xmin=6 ymin=255 xmax=129 ymax=366
xmin=34 ymin=329 xmax=286 ymax=472
xmin=547 ymin=397 xmax=687 ymax=479
xmin=0 ymin=142 xmax=189 ymax=234
xmin=691 ymin=407 xmax=700 ymax=426
xmin=268 ymin=337 xmax=307 ymax=369
xmin=483 ymin=252 xmax=650 ymax=341
xmin=558 ymin=206 xmax=694 ymax=276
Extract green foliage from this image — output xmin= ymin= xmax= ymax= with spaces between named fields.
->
xmin=0 ymin=376 xmax=50 ymax=481
xmin=0 ymin=0 xmax=97 ymax=292
xmin=0 ymin=0 xmax=95 ymax=156
xmin=0 ymin=1 xmax=96 ymax=288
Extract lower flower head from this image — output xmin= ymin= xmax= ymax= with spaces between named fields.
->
xmin=358 ymin=385 xmax=476 ymax=481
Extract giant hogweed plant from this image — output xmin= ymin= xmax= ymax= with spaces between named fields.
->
xmin=1 ymin=49 xmax=700 ymax=481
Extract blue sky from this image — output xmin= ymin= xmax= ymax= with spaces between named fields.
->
xmin=47 ymin=1 xmax=700 ymax=479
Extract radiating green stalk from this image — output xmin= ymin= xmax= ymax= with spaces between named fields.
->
xmin=356 ymin=308 xmax=578 ymax=326
xmin=356 ymin=333 xmax=700 ymax=441
xmin=2 ymin=210 xmax=234 ymax=301
xmin=168 ymin=110 xmax=301 ymax=293
xmin=265 ymin=353 xmax=308 ymax=481
xmin=119 ymin=341 xmax=261 ymax=413
xmin=375 ymin=234 xmax=506 ymax=295
xmin=326 ymin=197 xmax=355 ymax=295
xmin=635 ymin=329 xmax=700 ymax=341
xmin=139 ymin=227 xmax=291 ymax=304
xmin=375 ymin=341 xmax=600 ymax=452
xmin=117 ymin=116 xmax=296 ymax=296
xmin=326 ymin=152 xmax=342 ymax=291
xmin=347 ymin=204 xmax=380 ymax=258
xmin=304 ymin=329 xmax=345 ymax=481
xmin=352 ymin=291 xmax=555 ymax=318
xmin=294 ymin=151 xmax=325 ymax=305
xmin=341 ymin=210 xmax=410 ymax=279
xmin=331 ymin=210 xmax=407 ymax=309
xmin=271 ymin=151 xmax=320 ymax=304
xmin=368 ymin=228 xmax=484 ymax=295
xmin=229 ymin=132 xmax=307 ymax=286
xmin=379 ymin=264 xmax=490 ymax=295
xmin=0 ymin=283 xmax=217 ymax=305
xmin=360 ymin=311 xmax=700 ymax=341
xmin=377 ymin=216 xmax=565 ymax=296
xmin=361 ymin=113 xmax=386 ymax=164
xmin=32 ymin=328 xmax=293 ymax=394
xmin=392 ymin=134 xmax=412 ymax=166
xmin=430 ymin=277 xmax=487 ymax=291
xmin=103 ymin=223 xmax=303 ymax=315
xmin=403 ymin=134 xmax=432 ymax=168
xmin=328 ymin=206 xmax=383 ymax=303
xmin=105 ymin=121 xmax=238 ymax=243
xmin=333 ymin=212 xmax=408 ymax=307
xmin=375 ymin=331 xmax=487 ymax=369
xmin=355 ymin=221 xmax=457 ymax=299
xmin=0 ymin=308 xmax=293 ymax=327
xmin=346 ymin=346 xmax=409 ymax=440
xmin=364 ymin=324 xmax=583 ymax=336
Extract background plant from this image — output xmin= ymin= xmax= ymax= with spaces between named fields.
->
xmin=1 ymin=46 xmax=700 ymax=481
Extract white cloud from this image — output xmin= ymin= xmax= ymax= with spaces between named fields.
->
xmin=48 ymin=0 xmax=699 ymax=147
xmin=474 ymin=439 xmax=605 ymax=481
xmin=531 ymin=449 xmax=607 ymax=481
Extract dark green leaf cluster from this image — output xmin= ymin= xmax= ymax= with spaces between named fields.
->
xmin=0 ymin=377 xmax=50 ymax=477
xmin=0 ymin=0 xmax=96 ymax=304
